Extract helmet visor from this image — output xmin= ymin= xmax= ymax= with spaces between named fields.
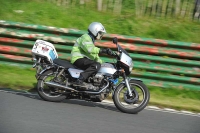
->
xmin=96 ymin=31 xmax=105 ymax=40
xmin=98 ymin=31 xmax=105 ymax=36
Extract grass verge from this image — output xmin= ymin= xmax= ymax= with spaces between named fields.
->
xmin=0 ymin=0 xmax=200 ymax=43
xmin=0 ymin=64 xmax=200 ymax=113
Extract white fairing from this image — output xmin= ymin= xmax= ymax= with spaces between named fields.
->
xmin=120 ymin=52 xmax=132 ymax=67
xmin=32 ymin=40 xmax=58 ymax=63
xmin=98 ymin=63 xmax=117 ymax=75
xmin=68 ymin=68 xmax=84 ymax=78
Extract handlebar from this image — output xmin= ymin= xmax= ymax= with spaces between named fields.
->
xmin=111 ymin=51 xmax=119 ymax=58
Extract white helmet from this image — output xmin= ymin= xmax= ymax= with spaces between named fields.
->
xmin=88 ymin=22 xmax=106 ymax=40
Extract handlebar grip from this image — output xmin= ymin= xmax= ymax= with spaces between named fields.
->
xmin=111 ymin=52 xmax=118 ymax=58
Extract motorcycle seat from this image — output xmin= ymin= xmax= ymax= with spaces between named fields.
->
xmin=53 ymin=58 xmax=77 ymax=69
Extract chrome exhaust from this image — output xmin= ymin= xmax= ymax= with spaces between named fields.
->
xmin=44 ymin=80 xmax=109 ymax=94
xmin=44 ymin=81 xmax=78 ymax=92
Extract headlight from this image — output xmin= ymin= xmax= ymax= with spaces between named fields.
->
xmin=129 ymin=62 xmax=133 ymax=72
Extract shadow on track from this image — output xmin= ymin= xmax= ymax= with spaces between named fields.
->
xmin=0 ymin=88 xmax=121 ymax=113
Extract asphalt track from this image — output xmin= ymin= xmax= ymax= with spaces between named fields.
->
xmin=0 ymin=90 xmax=199 ymax=133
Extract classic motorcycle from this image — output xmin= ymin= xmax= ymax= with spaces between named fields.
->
xmin=31 ymin=37 xmax=150 ymax=114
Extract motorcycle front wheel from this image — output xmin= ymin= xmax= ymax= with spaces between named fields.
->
xmin=113 ymin=79 xmax=150 ymax=114
xmin=37 ymin=69 xmax=67 ymax=102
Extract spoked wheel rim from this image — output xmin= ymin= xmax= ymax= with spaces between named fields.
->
xmin=40 ymin=73 xmax=66 ymax=98
xmin=116 ymin=83 xmax=146 ymax=109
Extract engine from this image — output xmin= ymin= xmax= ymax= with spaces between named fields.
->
xmin=77 ymin=73 xmax=104 ymax=90
xmin=87 ymin=73 xmax=104 ymax=86
xmin=70 ymin=73 xmax=104 ymax=91
xmin=91 ymin=73 xmax=104 ymax=86
xmin=88 ymin=73 xmax=104 ymax=86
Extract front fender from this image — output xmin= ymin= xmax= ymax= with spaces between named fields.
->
xmin=36 ymin=66 xmax=55 ymax=80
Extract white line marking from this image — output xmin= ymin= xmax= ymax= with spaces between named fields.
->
xmin=163 ymin=108 xmax=177 ymax=112
xmin=146 ymin=106 xmax=160 ymax=110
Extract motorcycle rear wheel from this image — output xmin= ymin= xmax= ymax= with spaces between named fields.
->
xmin=113 ymin=80 xmax=150 ymax=114
xmin=37 ymin=69 xmax=67 ymax=102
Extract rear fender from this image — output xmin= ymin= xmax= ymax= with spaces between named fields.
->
xmin=36 ymin=66 xmax=55 ymax=80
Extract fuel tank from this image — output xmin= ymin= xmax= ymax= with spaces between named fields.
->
xmin=98 ymin=63 xmax=117 ymax=76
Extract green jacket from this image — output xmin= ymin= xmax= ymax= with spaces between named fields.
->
xmin=70 ymin=33 xmax=103 ymax=64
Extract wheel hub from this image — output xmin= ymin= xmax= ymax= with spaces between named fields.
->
xmin=123 ymin=89 xmax=139 ymax=104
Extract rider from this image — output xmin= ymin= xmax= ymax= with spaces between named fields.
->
xmin=70 ymin=22 xmax=113 ymax=85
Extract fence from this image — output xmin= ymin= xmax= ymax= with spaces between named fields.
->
xmin=46 ymin=0 xmax=200 ymax=20
xmin=0 ymin=20 xmax=199 ymax=90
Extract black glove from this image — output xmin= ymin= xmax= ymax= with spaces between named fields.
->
xmin=100 ymin=48 xmax=113 ymax=55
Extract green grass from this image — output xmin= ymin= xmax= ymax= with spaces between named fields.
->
xmin=0 ymin=0 xmax=200 ymax=43
xmin=0 ymin=64 xmax=200 ymax=113
xmin=148 ymin=87 xmax=200 ymax=112
xmin=0 ymin=64 xmax=36 ymax=90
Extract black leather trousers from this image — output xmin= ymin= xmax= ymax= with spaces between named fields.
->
xmin=73 ymin=57 xmax=101 ymax=80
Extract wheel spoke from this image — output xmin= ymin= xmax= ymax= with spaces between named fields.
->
xmin=117 ymin=83 xmax=145 ymax=109
xmin=41 ymin=73 xmax=66 ymax=98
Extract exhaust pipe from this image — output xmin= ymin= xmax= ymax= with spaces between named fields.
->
xmin=44 ymin=81 xmax=78 ymax=92
xmin=44 ymin=80 xmax=109 ymax=94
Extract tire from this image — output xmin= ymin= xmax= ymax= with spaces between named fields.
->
xmin=37 ymin=69 xmax=66 ymax=102
xmin=113 ymin=79 xmax=150 ymax=114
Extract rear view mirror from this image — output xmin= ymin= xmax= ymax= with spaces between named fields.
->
xmin=113 ymin=37 xmax=120 ymax=52
xmin=113 ymin=37 xmax=118 ymax=44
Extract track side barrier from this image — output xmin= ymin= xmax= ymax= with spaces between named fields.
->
xmin=0 ymin=20 xmax=199 ymax=90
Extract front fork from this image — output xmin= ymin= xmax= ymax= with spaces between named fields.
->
xmin=122 ymin=73 xmax=133 ymax=97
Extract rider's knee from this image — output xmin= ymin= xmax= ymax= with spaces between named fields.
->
xmin=96 ymin=62 xmax=101 ymax=71
xmin=92 ymin=62 xmax=101 ymax=71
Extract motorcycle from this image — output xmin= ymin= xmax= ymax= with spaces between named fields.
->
xmin=31 ymin=37 xmax=150 ymax=114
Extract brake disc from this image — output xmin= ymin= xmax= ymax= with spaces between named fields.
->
xmin=123 ymin=89 xmax=139 ymax=104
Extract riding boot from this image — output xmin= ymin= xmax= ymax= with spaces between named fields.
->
xmin=74 ymin=75 xmax=84 ymax=85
